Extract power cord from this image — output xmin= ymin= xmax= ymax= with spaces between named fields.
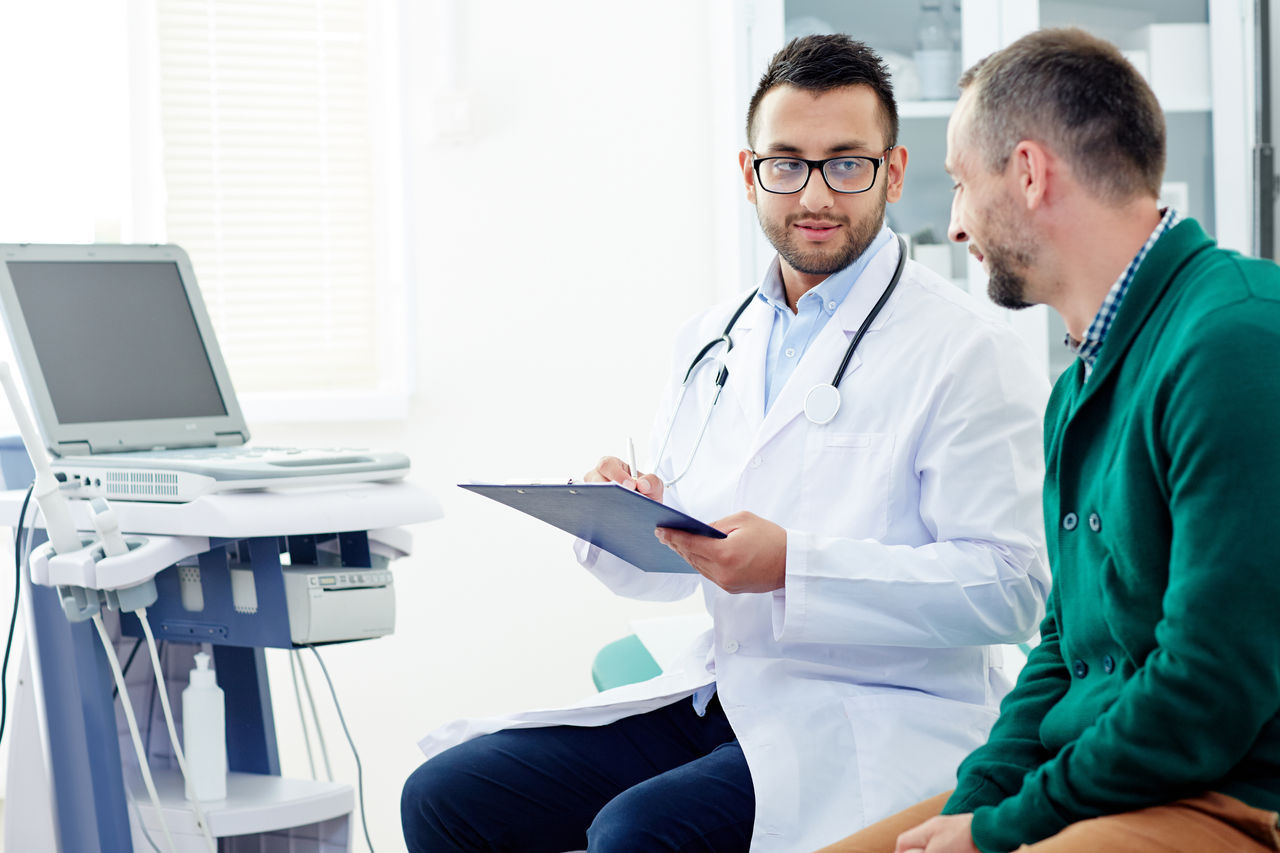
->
xmin=308 ymin=646 xmax=376 ymax=853
xmin=0 ymin=481 xmax=35 ymax=746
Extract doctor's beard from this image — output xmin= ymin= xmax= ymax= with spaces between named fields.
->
xmin=759 ymin=184 xmax=887 ymax=277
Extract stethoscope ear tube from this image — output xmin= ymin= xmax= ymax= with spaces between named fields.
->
xmin=682 ymin=334 xmax=731 ymax=384
xmin=802 ymin=234 xmax=908 ymax=424
xmin=827 ymin=234 xmax=908 ymax=392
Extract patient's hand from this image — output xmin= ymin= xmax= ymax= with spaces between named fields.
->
xmin=894 ymin=813 xmax=978 ymax=853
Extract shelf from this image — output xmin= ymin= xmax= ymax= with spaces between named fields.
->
xmin=895 ymin=98 xmax=1202 ymax=119
xmin=130 ymin=769 xmax=352 ymax=839
xmin=899 ymin=99 xmax=956 ymax=119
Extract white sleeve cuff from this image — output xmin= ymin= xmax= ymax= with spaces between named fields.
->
xmin=772 ymin=528 xmax=810 ymax=641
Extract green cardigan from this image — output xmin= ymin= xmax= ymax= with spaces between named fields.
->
xmin=943 ymin=219 xmax=1280 ymax=852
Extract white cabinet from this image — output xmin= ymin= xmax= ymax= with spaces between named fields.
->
xmin=719 ymin=0 xmax=1257 ymax=378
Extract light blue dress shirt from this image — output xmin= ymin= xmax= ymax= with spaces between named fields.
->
xmin=759 ymin=226 xmax=894 ymax=412
xmin=690 ymin=225 xmax=895 ymax=715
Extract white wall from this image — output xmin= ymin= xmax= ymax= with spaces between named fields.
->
xmin=248 ymin=2 xmax=731 ymax=850
xmin=0 ymin=1 xmax=738 ymax=849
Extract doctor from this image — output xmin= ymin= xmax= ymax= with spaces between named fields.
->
xmin=403 ymin=34 xmax=1051 ymax=852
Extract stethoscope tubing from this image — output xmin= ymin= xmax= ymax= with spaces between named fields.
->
xmin=657 ymin=234 xmax=908 ymax=485
xmin=829 ymin=234 xmax=908 ymax=389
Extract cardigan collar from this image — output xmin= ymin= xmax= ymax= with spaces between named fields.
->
xmin=1069 ymin=218 xmax=1215 ymax=409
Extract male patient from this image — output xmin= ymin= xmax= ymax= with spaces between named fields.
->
xmin=820 ymin=27 xmax=1280 ymax=853
xmin=403 ymin=35 xmax=1050 ymax=852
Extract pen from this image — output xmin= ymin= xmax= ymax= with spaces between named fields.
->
xmin=628 ymin=436 xmax=641 ymax=481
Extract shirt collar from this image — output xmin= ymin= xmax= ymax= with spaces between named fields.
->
xmin=1067 ymin=207 xmax=1182 ymax=376
xmin=757 ymin=226 xmax=894 ymax=316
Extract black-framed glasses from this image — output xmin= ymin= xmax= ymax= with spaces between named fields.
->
xmin=752 ymin=147 xmax=893 ymax=195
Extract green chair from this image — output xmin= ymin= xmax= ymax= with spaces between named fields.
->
xmin=593 ymin=635 xmax=1036 ymax=692
xmin=591 ymin=634 xmax=661 ymax=691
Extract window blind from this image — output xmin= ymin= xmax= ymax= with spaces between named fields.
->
xmin=154 ymin=0 xmax=388 ymax=397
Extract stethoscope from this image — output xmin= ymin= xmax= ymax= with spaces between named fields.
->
xmin=655 ymin=235 xmax=907 ymax=486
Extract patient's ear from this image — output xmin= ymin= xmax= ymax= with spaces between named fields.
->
xmin=1011 ymin=140 xmax=1051 ymax=210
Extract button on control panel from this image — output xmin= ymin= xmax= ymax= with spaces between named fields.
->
xmin=307 ymin=571 xmax=394 ymax=590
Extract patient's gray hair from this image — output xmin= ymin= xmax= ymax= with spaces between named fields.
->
xmin=958 ymin=27 xmax=1165 ymax=202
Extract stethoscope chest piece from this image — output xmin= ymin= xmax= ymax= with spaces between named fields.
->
xmin=804 ymin=383 xmax=841 ymax=425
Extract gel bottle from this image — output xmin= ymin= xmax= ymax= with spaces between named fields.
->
xmin=183 ymin=650 xmax=228 ymax=801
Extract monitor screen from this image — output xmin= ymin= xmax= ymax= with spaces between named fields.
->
xmin=5 ymin=260 xmax=228 ymax=424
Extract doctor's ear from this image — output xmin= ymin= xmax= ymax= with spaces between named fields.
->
xmin=885 ymin=145 xmax=908 ymax=203
xmin=739 ymin=149 xmax=758 ymax=204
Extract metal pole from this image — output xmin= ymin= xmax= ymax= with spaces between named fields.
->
xmin=1255 ymin=0 xmax=1275 ymax=258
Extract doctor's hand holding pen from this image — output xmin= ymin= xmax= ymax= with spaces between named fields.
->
xmin=583 ymin=455 xmax=665 ymax=501
xmin=581 ymin=454 xmax=788 ymax=595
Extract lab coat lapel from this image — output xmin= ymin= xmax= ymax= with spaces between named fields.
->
xmin=751 ymin=238 xmax=904 ymax=453
xmin=718 ymin=296 xmax=771 ymax=436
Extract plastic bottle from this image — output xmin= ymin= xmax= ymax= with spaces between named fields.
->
xmin=914 ymin=0 xmax=958 ymax=100
xmin=183 ymin=650 xmax=228 ymax=801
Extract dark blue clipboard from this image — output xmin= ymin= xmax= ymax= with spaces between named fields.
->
xmin=459 ymin=482 xmax=725 ymax=574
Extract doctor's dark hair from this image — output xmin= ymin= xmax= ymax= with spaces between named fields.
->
xmin=957 ymin=27 xmax=1166 ymax=201
xmin=746 ymin=34 xmax=899 ymax=150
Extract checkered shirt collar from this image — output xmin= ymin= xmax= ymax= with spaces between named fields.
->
xmin=1068 ymin=207 xmax=1182 ymax=377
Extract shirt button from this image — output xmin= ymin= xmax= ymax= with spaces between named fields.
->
xmin=1072 ymin=659 xmax=1089 ymax=678
xmin=1102 ymin=654 xmax=1116 ymax=674
xmin=1062 ymin=512 xmax=1078 ymax=531
xmin=1088 ymin=512 xmax=1102 ymax=532
xmin=826 ymin=300 xmax=837 ymax=312
xmin=784 ymin=347 xmax=796 ymax=358
xmin=749 ymin=455 xmax=762 ymax=469
xmin=724 ymin=640 xmax=740 ymax=653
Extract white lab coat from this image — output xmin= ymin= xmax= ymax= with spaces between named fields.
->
xmin=421 ymin=238 xmax=1051 ymax=851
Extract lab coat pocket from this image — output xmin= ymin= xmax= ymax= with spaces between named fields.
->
xmin=802 ymin=432 xmax=894 ymax=539
xmin=843 ymin=691 xmax=997 ymax=826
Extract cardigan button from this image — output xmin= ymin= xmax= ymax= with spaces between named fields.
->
xmin=1088 ymin=512 xmax=1102 ymax=532
xmin=1062 ymin=512 xmax=1078 ymax=531
xmin=1102 ymin=654 xmax=1116 ymax=674
xmin=1072 ymin=658 xmax=1089 ymax=678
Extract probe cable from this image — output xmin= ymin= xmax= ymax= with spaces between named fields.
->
xmin=126 ymin=784 xmax=166 ymax=853
xmin=309 ymin=645 xmax=376 ymax=853
xmin=137 ymin=609 xmax=218 ymax=853
xmin=114 ymin=637 xmax=145 ymax=699
xmin=92 ymin=611 xmax=178 ymax=853
xmin=294 ymin=647 xmax=334 ymax=780
xmin=289 ymin=648 xmax=319 ymax=778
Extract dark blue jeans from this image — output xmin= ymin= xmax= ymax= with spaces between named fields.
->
xmin=400 ymin=694 xmax=754 ymax=852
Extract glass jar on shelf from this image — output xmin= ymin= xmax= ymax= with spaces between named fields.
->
xmin=914 ymin=0 xmax=959 ymax=100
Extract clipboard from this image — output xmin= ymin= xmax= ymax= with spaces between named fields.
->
xmin=459 ymin=482 xmax=725 ymax=574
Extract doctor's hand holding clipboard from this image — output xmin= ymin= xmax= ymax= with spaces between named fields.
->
xmin=582 ymin=454 xmax=787 ymax=594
